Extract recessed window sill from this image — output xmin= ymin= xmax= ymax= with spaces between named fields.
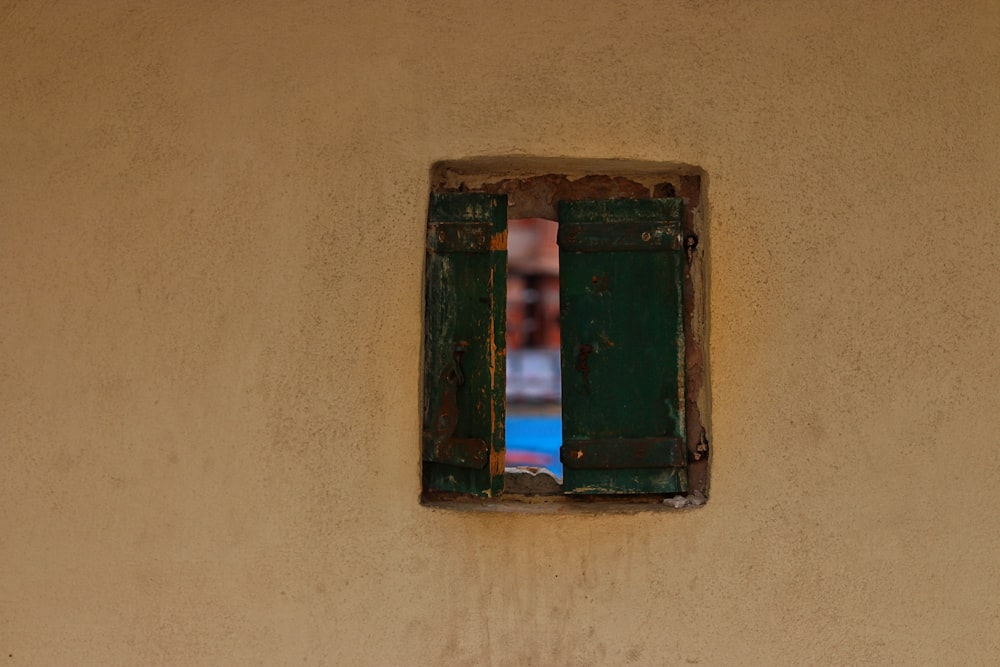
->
xmin=422 ymin=469 xmax=707 ymax=514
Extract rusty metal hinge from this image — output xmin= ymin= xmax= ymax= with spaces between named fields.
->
xmin=423 ymin=342 xmax=489 ymax=468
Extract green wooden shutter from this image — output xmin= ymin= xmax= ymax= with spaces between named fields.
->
xmin=422 ymin=192 xmax=507 ymax=497
xmin=557 ymin=198 xmax=687 ymax=494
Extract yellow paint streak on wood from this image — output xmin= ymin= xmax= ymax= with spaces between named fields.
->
xmin=489 ymin=448 xmax=504 ymax=477
xmin=487 ymin=259 xmax=500 ymax=491
xmin=490 ymin=230 xmax=507 ymax=251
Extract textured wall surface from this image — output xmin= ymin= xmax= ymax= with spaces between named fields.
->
xmin=3 ymin=1 xmax=1000 ymax=665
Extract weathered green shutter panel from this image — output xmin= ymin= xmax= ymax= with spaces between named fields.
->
xmin=422 ymin=192 xmax=507 ymax=496
xmin=558 ymin=198 xmax=687 ymax=494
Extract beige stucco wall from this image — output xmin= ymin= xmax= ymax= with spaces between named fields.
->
xmin=3 ymin=1 xmax=999 ymax=665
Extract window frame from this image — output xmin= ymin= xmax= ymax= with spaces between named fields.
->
xmin=421 ymin=161 xmax=710 ymax=508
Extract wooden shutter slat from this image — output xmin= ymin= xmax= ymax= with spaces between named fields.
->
xmin=558 ymin=198 xmax=687 ymax=495
xmin=422 ymin=192 xmax=507 ymax=497
xmin=557 ymin=221 xmax=682 ymax=252
xmin=561 ymin=437 xmax=685 ymax=469
xmin=426 ymin=222 xmax=493 ymax=253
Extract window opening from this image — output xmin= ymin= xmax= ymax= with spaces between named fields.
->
xmin=505 ymin=218 xmax=563 ymax=481
xmin=422 ymin=163 xmax=710 ymax=507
